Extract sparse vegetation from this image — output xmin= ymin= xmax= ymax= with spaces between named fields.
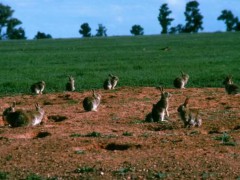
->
xmin=113 ymin=166 xmax=133 ymax=176
xmin=25 ymin=173 xmax=43 ymax=180
xmin=214 ymin=132 xmax=236 ymax=146
xmin=70 ymin=131 xmax=101 ymax=138
xmin=74 ymin=166 xmax=95 ymax=173
xmin=85 ymin=131 xmax=101 ymax=137
xmin=122 ymin=131 xmax=133 ymax=136
xmin=0 ymin=171 xmax=8 ymax=180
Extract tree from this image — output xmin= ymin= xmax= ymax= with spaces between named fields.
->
xmin=8 ymin=27 xmax=26 ymax=39
xmin=217 ymin=10 xmax=239 ymax=31
xmin=183 ymin=1 xmax=204 ymax=33
xmin=0 ymin=3 xmax=26 ymax=40
xmin=79 ymin=23 xmax=91 ymax=37
xmin=170 ymin=1 xmax=203 ymax=34
xmin=130 ymin=25 xmax=144 ymax=36
xmin=158 ymin=3 xmax=174 ymax=34
xmin=169 ymin=24 xmax=184 ymax=34
xmin=96 ymin=24 xmax=107 ymax=37
xmin=34 ymin=31 xmax=52 ymax=39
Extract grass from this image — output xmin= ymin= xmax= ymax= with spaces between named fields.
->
xmin=70 ymin=131 xmax=101 ymax=138
xmin=122 ymin=131 xmax=133 ymax=136
xmin=74 ymin=166 xmax=95 ymax=173
xmin=25 ymin=173 xmax=43 ymax=180
xmin=213 ymin=132 xmax=236 ymax=146
xmin=0 ymin=32 xmax=240 ymax=96
xmin=0 ymin=171 xmax=8 ymax=180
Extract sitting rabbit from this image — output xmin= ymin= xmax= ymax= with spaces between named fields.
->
xmin=222 ymin=76 xmax=239 ymax=95
xmin=31 ymin=81 xmax=45 ymax=94
xmin=66 ymin=76 xmax=75 ymax=91
xmin=145 ymin=87 xmax=171 ymax=122
xmin=173 ymin=71 xmax=189 ymax=89
xmin=83 ymin=90 xmax=101 ymax=111
xmin=3 ymin=103 xmax=45 ymax=127
xmin=177 ymin=97 xmax=202 ymax=128
xmin=103 ymin=74 xmax=119 ymax=90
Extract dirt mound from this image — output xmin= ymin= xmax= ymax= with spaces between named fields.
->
xmin=0 ymin=87 xmax=239 ymax=179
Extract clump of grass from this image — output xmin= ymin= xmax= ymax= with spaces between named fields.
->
xmin=214 ymin=132 xmax=236 ymax=146
xmin=85 ymin=131 xmax=101 ymax=137
xmin=5 ymin=155 xmax=12 ymax=161
xmin=70 ymin=131 xmax=102 ymax=138
xmin=122 ymin=132 xmax=133 ymax=136
xmin=113 ymin=167 xmax=132 ymax=176
xmin=70 ymin=133 xmax=82 ymax=137
xmin=0 ymin=171 xmax=9 ymax=180
xmin=25 ymin=173 xmax=43 ymax=180
xmin=154 ymin=172 xmax=167 ymax=179
xmin=74 ymin=166 xmax=95 ymax=173
xmin=75 ymin=150 xmax=85 ymax=154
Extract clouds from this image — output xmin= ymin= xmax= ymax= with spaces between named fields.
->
xmin=1 ymin=0 xmax=240 ymax=38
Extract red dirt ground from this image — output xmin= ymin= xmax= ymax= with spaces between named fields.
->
xmin=0 ymin=87 xmax=240 ymax=179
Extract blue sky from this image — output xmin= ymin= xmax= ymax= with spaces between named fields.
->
xmin=1 ymin=0 xmax=240 ymax=39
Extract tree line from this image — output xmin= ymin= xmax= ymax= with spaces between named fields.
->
xmin=0 ymin=1 xmax=240 ymax=40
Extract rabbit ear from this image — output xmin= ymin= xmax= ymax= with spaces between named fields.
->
xmin=12 ymin=101 xmax=16 ymax=108
xmin=160 ymin=86 xmax=164 ymax=93
xmin=184 ymin=97 xmax=190 ymax=105
xmin=35 ymin=103 xmax=39 ymax=108
xmin=109 ymin=74 xmax=113 ymax=77
xmin=92 ymin=89 xmax=96 ymax=97
xmin=180 ymin=71 xmax=184 ymax=75
xmin=156 ymin=86 xmax=163 ymax=93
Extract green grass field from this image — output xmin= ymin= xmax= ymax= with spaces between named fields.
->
xmin=0 ymin=32 xmax=239 ymax=96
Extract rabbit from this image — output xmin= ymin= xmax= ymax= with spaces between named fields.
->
xmin=177 ymin=97 xmax=202 ymax=128
xmin=103 ymin=74 xmax=119 ymax=90
xmin=3 ymin=103 xmax=45 ymax=127
xmin=66 ymin=76 xmax=75 ymax=91
xmin=173 ymin=71 xmax=189 ymax=89
xmin=31 ymin=81 xmax=45 ymax=94
xmin=83 ymin=90 xmax=101 ymax=111
xmin=145 ymin=87 xmax=171 ymax=122
xmin=160 ymin=46 xmax=170 ymax=51
xmin=222 ymin=76 xmax=239 ymax=95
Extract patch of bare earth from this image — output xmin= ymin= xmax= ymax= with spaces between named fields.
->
xmin=0 ymin=87 xmax=240 ymax=179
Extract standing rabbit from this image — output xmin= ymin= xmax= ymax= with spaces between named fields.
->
xmin=103 ymin=74 xmax=119 ymax=90
xmin=177 ymin=97 xmax=202 ymax=128
xmin=145 ymin=87 xmax=171 ymax=122
xmin=66 ymin=76 xmax=75 ymax=91
xmin=83 ymin=90 xmax=101 ymax=111
xmin=31 ymin=81 xmax=45 ymax=94
xmin=3 ymin=103 xmax=45 ymax=127
xmin=173 ymin=71 xmax=189 ymax=89
xmin=222 ymin=76 xmax=239 ymax=95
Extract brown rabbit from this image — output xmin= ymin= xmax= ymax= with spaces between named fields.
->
xmin=177 ymin=97 xmax=202 ymax=128
xmin=103 ymin=74 xmax=119 ymax=90
xmin=83 ymin=90 xmax=101 ymax=111
xmin=31 ymin=81 xmax=45 ymax=94
xmin=145 ymin=87 xmax=171 ymax=122
xmin=66 ymin=76 xmax=75 ymax=91
xmin=173 ymin=71 xmax=189 ymax=89
xmin=3 ymin=103 xmax=45 ymax=127
xmin=222 ymin=76 xmax=239 ymax=95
